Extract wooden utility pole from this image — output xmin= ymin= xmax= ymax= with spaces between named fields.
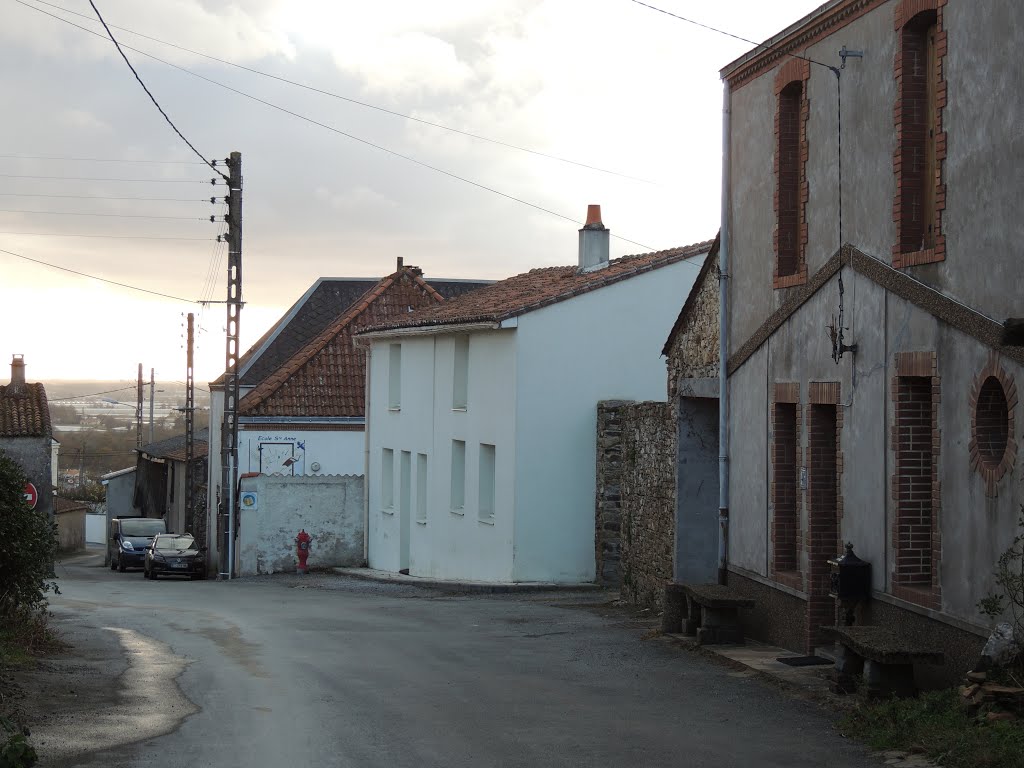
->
xmin=136 ymin=363 xmax=143 ymax=449
xmin=219 ymin=151 xmax=242 ymax=579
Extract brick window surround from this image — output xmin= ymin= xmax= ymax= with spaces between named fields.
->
xmin=890 ymin=351 xmax=941 ymax=610
xmin=774 ymin=58 xmax=811 ymax=289
xmin=772 ymin=383 xmax=802 ymax=591
xmin=892 ymin=0 xmax=948 ymax=269
xmin=969 ymin=356 xmax=1018 ymax=498
xmin=805 ymin=382 xmax=843 ymax=652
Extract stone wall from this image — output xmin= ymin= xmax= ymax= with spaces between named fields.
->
xmin=595 ymin=402 xmax=627 ymax=584
xmin=667 ymin=251 xmax=720 ymax=400
xmin=596 ymin=400 xmax=676 ymax=607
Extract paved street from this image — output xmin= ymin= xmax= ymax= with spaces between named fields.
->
xmin=31 ymin=552 xmax=882 ymax=768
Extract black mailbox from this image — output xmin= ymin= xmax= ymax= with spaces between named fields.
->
xmin=828 ymin=543 xmax=871 ymax=603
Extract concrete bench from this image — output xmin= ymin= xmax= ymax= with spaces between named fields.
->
xmin=826 ymin=625 xmax=944 ymax=699
xmin=662 ymin=582 xmax=754 ymax=645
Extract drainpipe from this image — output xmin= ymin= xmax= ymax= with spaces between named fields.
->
xmin=362 ymin=345 xmax=372 ymax=566
xmin=718 ymin=79 xmax=731 ymax=586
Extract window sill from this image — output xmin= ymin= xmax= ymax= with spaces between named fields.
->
xmin=772 ymin=569 xmax=803 ymax=591
xmin=381 ymin=508 xmax=395 ymax=516
xmin=890 ymin=582 xmax=940 ymax=611
xmin=451 ymin=407 xmax=467 ymax=413
xmin=892 ymin=245 xmax=944 ymax=269
xmin=387 ymin=407 xmax=401 ymax=413
xmin=450 ymin=508 xmax=465 ymax=516
xmin=478 ymin=516 xmax=495 ymax=526
xmin=416 ymin=520 xmax=427 ymax=526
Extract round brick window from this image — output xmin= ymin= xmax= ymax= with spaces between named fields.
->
xmin=975 ymin=376 xmax=1009 ymax=467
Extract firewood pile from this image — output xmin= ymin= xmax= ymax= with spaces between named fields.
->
xmin=960 ymin=670 xmax=1024 ymax=722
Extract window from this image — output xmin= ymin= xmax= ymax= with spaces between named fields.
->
xmin=381 ymin=448 xmax=394 ymax=510
xmin=453 ymin=336 xmax=469 ymax=410
xmin=893 ymin=3 xmax=946 ymax=267
xmin=772 ymin=401 xmax=799 ymax=575
xmin=450 ymin=440 xmax=466 ymax=513
xmin=388 ymin=343 xmax=402 ymax=410
xmin=894 ymin=376 xmax=933 ymax=587
xmin=969 ymin=364 xmax=1016 ymax=497
xmin=773 ymin=58 xmax=809 ymax=289
xmin=478 ymin=443 xmax=495 ymax=522
xmin=400 ymin=451 xmax=412 ymax=523
xmin=415 ymin=453 xmax=428 ymax=523
xmin=776 ymin=83 xmax=802 ymax=278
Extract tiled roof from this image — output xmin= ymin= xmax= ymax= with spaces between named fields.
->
xmin=215 ymin=275 xmax=487 ymax=389
xmin=239 ymin=268 xmax=491 ymax=418
xmin=662 ymin=235 xmax=720 ymax=356
xmin=139 ymin=428 xmax=210 ymax=462
xmin=359 ymin=241 xmax=715 ymax=334
xmin=55 ymin=497 xmax=90 ymax=514
xmin=0 ymin=382 xmax=51 ymax=438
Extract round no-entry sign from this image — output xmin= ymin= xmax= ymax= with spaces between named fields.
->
xmin=23 ymin=482 xmax=38 ymax=510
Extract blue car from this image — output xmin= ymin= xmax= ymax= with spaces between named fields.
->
xmin=109 ymin=516 xmax=166 ymax=572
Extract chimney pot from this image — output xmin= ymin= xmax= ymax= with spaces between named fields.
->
xmin=9 ymin=354 xmax=26 ymax=393
xmin=397 ymin=256 xmax=404 ymax=270
xmin=578 ymin=205 xmax=610 ymax=272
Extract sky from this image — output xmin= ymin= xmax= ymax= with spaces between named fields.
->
xmin=0 ymin=0 xmax=826 ymax=384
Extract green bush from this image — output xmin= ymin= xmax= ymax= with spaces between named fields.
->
xmin=0 ymin=718 xmax=37 ymax=768
xmin=0 ymin=451 xmax=59 ymax=621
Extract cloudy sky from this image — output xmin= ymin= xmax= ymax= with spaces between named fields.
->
xmin=0 ymin=0 xmax=824 ymax=384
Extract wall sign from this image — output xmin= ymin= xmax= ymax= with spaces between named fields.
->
xmin=240 ymin=492 xmax=258 ymax=511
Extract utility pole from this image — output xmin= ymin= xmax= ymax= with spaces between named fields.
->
xmin=219 ymin=151 xmax=242 ymax=580
xmin=149 ymin=367 xmax=156 ymax=444
xmin=184 ymin=312 xmax=195 ymax=535
xmin=136 ymin=363 xmax=143 ymax=449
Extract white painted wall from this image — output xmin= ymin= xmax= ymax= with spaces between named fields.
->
xmin=366 ymin=254 xmax=704 ymax=584
xmin=513 ymin=258 xmax=702 ymax=582
xmin=237 ymin=474 xmax=364 ymax=575
xmin=239 ymin=428 xmax=364 ymax=477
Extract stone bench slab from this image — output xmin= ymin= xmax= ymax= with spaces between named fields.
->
xmin=826 ymin=625 xmax=944 ymax=665
xmin=682 ymin=583 xmax=756 ymax=609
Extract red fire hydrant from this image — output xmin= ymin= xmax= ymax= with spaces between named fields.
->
xmin=295 ymin=529 xmax=313 ymax=574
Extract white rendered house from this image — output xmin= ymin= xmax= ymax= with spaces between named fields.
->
xmin=359 ymin=208 xmax=713 ymax=583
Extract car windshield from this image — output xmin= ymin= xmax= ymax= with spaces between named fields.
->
xmin=155 ymin=535 xmax=197 ymax=552
xmin=120 ymin=519 xmax=165 ymax=537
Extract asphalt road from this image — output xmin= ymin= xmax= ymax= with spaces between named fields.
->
xmin=33 ymin=551 xmax=883 ymax=768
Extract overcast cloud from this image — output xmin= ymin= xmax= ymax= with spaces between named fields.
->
xmin=0 ymin=0 xmax=823 ymax=382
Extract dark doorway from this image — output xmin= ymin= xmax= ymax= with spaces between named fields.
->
xmin=675 ymin=397 xmax=720 ymax=583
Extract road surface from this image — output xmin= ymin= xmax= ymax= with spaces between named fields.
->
xmin=30 ymin=551 xmax=881 ymax=768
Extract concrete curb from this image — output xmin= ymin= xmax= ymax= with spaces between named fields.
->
xmin=331 ymin=567 xmax=606 ymax=595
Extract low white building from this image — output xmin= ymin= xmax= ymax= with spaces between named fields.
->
xmin=359 ymin=208 xmax=713 ymax=583
xmin=205 ymin=261 xmax=489 ymax=573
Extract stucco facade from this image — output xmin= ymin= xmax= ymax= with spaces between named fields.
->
xmin=364 ymin=252 xmax=708 ymax=584
xmin=721 ymin=0 xmax=1022 ymax=674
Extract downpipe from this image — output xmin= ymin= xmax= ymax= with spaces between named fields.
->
xmin=718 ymin=79 xmax=731 ymax=586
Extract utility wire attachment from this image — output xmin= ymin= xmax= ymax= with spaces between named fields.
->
xmin=88 ymin=0 xmax=228 ymax=182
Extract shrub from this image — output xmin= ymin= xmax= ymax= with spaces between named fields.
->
xmin=0 ymin=451 xmax=59 ymax=621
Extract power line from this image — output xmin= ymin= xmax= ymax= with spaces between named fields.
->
xmin=0 ymin=153 xmax=205 ymax=165
xmin=50 ymin=385 xmax=136 ymax=400
xmin=0 ymin=231 xmax=210 ymax=240
xmin=18 ymin=2 xmax=658 ymax=252
xmin=0 ymin=246 xmax=196 ymax=302
xmin=27 ymin=0 xmax=655 ymax=185
xmin=627 ymin=0 xmax=834 ymax=72
xmin=0 ymin=208 xmax=210 ymax=220
xmin=0 ymin=173 xmax=216 ymax=183
xmin=87 ymin=0 xmax=228 ymax=181
xmin=0 ymin=193 xmax=210 ymax=202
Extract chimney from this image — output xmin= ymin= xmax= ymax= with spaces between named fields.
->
xmin=396 ymin=256 xmax=404 ymax=270
xmin=578 ymin=204 xmax=610 ymax=272
xmin=9 ymin=354 xmax=25 ymax=394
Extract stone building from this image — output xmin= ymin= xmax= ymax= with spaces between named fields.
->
xmin=719 ymin=0 xmax=1021 ymax=682
xmin=0 ymin=355 xmax=53 ymax=520
xmin=595 ymin=239 xmax=721 ymax=606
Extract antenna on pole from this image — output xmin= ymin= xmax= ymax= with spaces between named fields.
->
xmin=136 ymin=363 xmax=143 ymax=450
xmin=185 ymin=312 xmax=195 ymax=535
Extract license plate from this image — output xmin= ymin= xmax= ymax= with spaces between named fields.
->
xmin=171 ymin=562 xmax=188 ymax=569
